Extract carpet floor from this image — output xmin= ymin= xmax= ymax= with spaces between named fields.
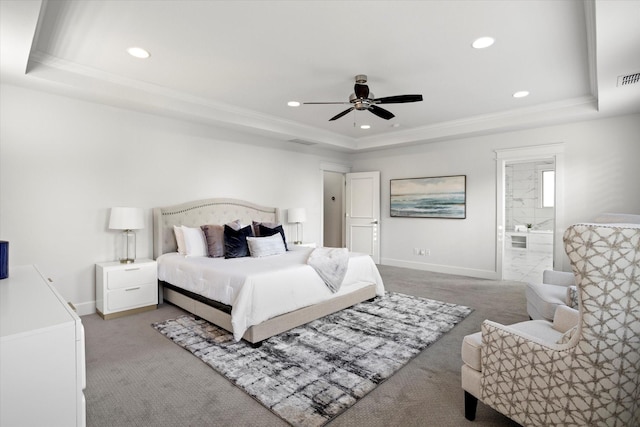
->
xmin=152 ymin=292 xmax=472 ymax=427
xmin=83 ymin=265 xmax=526 ymax=426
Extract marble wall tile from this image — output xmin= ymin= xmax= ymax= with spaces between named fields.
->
xmin=505 ymin=160 xmax=555 ymax=231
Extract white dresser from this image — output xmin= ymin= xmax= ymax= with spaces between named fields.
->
xmin=95 ymin=259 xmax=157 ymax=319
xmin=0 ymin=265 xmax=86 ymax=427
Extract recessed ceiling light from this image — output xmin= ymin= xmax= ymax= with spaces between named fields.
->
xmin=127 ymin=47 xmax=150 ymax=59
xmin=472 ymin=37 xmax=495 ymax=49
xmin=513 ymin=91 xmax=530 ymax=98
xmin=391 ymin=123 xmax=400 ymax=128
xmin=287 ymin=101 xmax=301 ymax=107
xmin=360 ymin=125 xmax=371 ymax=130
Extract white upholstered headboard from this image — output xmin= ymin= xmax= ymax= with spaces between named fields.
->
xmin=153 ymin=198 xmax=280 ymax=259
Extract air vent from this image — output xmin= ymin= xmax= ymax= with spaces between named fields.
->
xmin=617 ymin=72 xmax=640 ymax=87
xmin=288 ymin=138 xmax=317 ymax=146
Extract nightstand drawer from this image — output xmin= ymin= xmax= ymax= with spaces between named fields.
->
xmin=107 ymin=265 xmax=156 ymax=290
xmin=107 ymin=284 xmax=157 ymax=311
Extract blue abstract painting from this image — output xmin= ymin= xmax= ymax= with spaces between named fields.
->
xmin=390 ymin=175 xmax=466 ymax=218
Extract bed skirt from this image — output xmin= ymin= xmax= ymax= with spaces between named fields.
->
xmin=159 ymin=280 xmax=377 ymax=345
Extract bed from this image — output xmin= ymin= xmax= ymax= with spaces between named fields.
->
xmin=153 ymin=198 xmax=385 ymax=345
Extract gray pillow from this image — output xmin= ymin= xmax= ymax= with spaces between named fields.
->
xmin=201 ymin=224 xmax=224 ymax=258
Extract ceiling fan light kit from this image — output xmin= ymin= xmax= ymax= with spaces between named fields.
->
xmin=304 ymin=74 xmax=423 ymax=122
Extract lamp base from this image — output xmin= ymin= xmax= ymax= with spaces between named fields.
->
xmin=117 ymin=229 xmax=137 ymax=264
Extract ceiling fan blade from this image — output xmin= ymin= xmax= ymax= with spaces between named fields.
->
xmin=303 ymin=102 xmax=351 ymax=105
xmin=354 ymin=83 xmax=369 ymax=99
xmin=329 ymin=107 xmax=355 ymax=121
xmin=368 ymin=105 xmax=395 ymax=120
xmin=374 ymin=94 xmax=423 ymax=104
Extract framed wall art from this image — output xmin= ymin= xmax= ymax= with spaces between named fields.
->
xmin=390 ymin=175 xmax=466 ymax=219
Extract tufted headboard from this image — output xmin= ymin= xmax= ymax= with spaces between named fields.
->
xmin=153 ymin=198 xmax=280 ymax=259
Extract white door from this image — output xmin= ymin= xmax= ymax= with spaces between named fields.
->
xmin=346 ymin=171 xmax=380 ymax=263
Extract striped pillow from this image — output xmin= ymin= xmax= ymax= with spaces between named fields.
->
xmin=247 ymin=234 xmax=286 ymax=257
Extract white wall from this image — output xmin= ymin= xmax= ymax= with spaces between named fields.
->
xmin=0 ymin=84 xmax=346 ymax=314
xmin=351 ymin=113 xmax=640 ymax=277
xmin=2 ymin=82 xmax=638 ymax=312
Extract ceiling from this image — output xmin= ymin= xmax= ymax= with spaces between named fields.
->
xmin=2 ymin=0 xmax=639 ymax=152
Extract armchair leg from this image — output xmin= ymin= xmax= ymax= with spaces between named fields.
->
xmin=464 ymin=391 xmax=478 ymax=421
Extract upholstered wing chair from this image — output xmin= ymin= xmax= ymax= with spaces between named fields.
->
xmin=525 ymin=213 xmax=640 ymax=321
xmin=462 ymin=223 xmax=640 ymax=426
xmin=526 ymin=269 xmax=576 ymax=320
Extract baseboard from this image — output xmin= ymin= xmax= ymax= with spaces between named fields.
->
xmin=74 ymin=300 xmax=97 ymax=317
xmin=380 ymin=258 xmax=498 ymax=280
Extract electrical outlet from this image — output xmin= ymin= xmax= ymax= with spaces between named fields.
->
xmin=425 ymin=249 xmax=430 ymax=256
xmin=413 ymin=248 xmax=420 ymax=255
xmin=419 ymin=249 xmax=426 ymax=256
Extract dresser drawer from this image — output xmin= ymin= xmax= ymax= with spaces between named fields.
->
xmin=107 ymin=265 xmax=156 ymax=290
xmin=107 ymin=284 xmax=157 ymax=312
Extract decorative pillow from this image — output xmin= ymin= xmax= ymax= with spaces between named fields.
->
xmin=173 ymin=225 xmax=186 ymax=255
xmin=247 ymin=234 xmax=286 ymax=257
xmin=225 ymin=219 xmax=242 ymax=231
xmin=181 ymin=226 xmax=208 ymax=257
xmin=258 ymin=223 xmax=288 ymax=251
xmin=566 ymin=285 xmax=578 ymax=308
xmin=224 ymin=224 xmax=254 ymax=258
xmin=252 ymin=221 xmax=280 ymax=236
xmin=201 ymin=224 xmax=224 ymax=258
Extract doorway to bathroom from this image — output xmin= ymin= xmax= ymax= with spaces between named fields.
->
xmin=495 ymin=144 xmax=565 ymax=282
xmin=502 ymin=159 xmax=555 ymax=282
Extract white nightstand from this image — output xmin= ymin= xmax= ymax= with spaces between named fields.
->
xmin=95 ymin=259 xmax=157 ymax=320
xmin=288 ymin=242 xmax=317 ymax=249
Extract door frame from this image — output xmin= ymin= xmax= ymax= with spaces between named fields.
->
xmin=495 ymin=144 xmax=565 ymax=279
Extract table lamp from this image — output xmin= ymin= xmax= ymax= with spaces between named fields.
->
xmin=288 ymin=208 xmax=307 ymax=245
xmin=109 ymin=207 xmax=144 ymax=263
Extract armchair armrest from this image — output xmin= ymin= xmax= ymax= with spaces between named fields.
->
xmin=479 ymin=320 xmax=578 ymax=425
xmin=552 ymin=305 xmax=579 ymax=333
xmin=481 ymin=320 xmax=564 ymax=350
xmin=542 ymin=269 xmax=575 ymax=287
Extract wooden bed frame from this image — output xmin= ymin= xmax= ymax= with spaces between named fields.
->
xmin=153 ymin=198 xmax=377 ymax=345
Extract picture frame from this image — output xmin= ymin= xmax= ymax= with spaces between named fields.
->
xmin=390 ymin=175 xmax=466 ymax=218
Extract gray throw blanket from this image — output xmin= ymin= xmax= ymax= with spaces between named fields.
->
xmin=307 ymin=247 xmax=349 ymax=293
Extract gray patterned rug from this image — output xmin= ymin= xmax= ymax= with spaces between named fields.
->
xmin=152 ymin=292 xmax=472 ymax=427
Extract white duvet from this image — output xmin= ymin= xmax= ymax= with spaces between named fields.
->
xmin=157 ymin=248 xmax=385 ymax=341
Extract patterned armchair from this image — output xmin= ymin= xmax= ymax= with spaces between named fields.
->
xmin=461 ymin=223 xmax=640 ymax=426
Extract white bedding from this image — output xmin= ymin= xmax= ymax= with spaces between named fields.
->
xmin=157 ymin=248 xmax=385 ymax=341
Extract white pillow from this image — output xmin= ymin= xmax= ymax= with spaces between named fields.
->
xmin=247 ymin=234 xmax=286 ymax=257
xmin=173 ymin=225 xmax=186 ymax=255
xmin=181 ymin=225 xmax=208 ymax=257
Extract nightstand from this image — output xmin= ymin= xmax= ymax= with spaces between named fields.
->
xmin=96 ymin=259 xmax=157 ymax=319
xmin=288 ymin=242 xmax=317 ymax=249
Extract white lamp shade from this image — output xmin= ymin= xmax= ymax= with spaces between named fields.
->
xmin=109 ymin=207 xmax=144 ymax=230
xmin=288 ymin=208 xmax=307 ymax=223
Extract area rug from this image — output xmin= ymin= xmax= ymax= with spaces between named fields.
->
xmin=152 ymin=292 xmax=472 ymax=427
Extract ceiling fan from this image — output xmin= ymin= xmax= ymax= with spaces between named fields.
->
xmin=304 ymin=74 xmax=423 ymax=121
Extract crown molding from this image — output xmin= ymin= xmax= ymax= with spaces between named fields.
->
xmin=26 ymin=50 xmax=599 ymax=154
xmin=27 ymin=50 xmax=359 ymax=151
xmin=355 ymin=95 xmax=598 ymax=151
